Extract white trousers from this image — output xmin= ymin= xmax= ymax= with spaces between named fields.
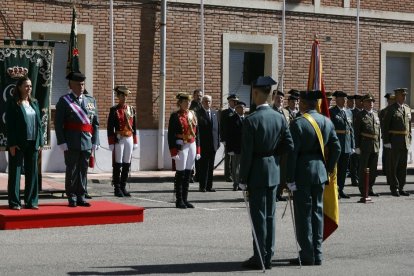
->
xmin=114 ymin=136 xmax=133 ymax=163
xmin=175 ymin=142 xmax=196 ymax=171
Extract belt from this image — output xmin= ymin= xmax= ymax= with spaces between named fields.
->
xmin=389 ymin=130 xmax=408 ymax=135
xmin=64 ymin=122 xmax=93 ymax=134
xmin=361 ymin=132 xmax=377 ymax=139
xmin=253 ymin=151 xmax=274 ymax=158
xmin=299 ymin=150 xmax=321 ymax=157
xmin=335 ymin=129 xmax=350 ymax=135
xmin=176 ymin=134 xmax=196 ymax=143
xmin=116 ymin=130 xmax=133 ymax=137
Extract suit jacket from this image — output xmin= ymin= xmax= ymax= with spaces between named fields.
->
xmin=196 ymin=108 xmax=220 ymax=155
xmin=329 ymin=105 xmax=355 ymax=153
xmin=6 ymin=99 xmax=44 ymax=150
xmin=190 ymin=100 xmax=202 ymax=112
xmin=287 ymin=110 xmax=341 ymax=186
xmin=220 ymin=107 xmax=235 ymax=143
xmin=273 ymin=105 xmax=290 ymax=125
xmin=226 ymin=113 xmax=244 ymax=154
xmin=239 ymin=105 xmax=294 ymax=188
xmin=354 ymin=109 xmax=381 ymax=153
xmin=382 ymin=102 xmax=412 ymax=150
xmin=55 ymin=93 xmax=100 ymax=151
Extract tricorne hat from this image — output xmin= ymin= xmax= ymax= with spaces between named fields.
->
xmin=362 ymin=93 xmax=375 ymax=102
xmin=176 ymin=93 xmax=191 ymax=100
xmin=300 ymin=90 xmax=324 ymax=101
xmin=66 ymin=71 xmax=86 ymax=81
xmin=333 ymin=90 xmax=348 ymax=98
xmin=252 ymin=76 xmax=277 ymax=88
xmin=114 ymin=85 xmax=131 ymax=95
xmin=227 ymin=94 xmax=239 ymax=101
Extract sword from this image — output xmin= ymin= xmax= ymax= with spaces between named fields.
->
xmin=242 ymin=190 xmax=266 ymax=273
xmin=287 ymin=190 xmax=301 ymax=267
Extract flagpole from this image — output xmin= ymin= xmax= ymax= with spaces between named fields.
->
xmin=110 ymin=0 xmax=115 ymax=105
xmin=200 ymin=0 xmax=205 ymax=92
xmin=355 ymin=0 xmax=360 ymax=95
xmin=158 ymin=0 xmax=167 ymax=170
xmin=281 ymin=0 xmax=286 ymax=92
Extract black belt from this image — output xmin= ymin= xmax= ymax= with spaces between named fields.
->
xmin=299 ymin=150 xmax=321 ymax=157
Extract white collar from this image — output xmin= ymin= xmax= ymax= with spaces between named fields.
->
xmin=256 ymin=103 xmax=269 ymax=109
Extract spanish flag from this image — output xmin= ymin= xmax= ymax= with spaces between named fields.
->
xmin=307 ymin=38 xmax=339 ymax=241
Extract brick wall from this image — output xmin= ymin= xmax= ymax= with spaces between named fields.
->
xmin=350 ymin=0 xmax=414 ymax=13
xmin=1 ymin=0 xmax=414 ymax=130
xmin=321 ymin=0 xmax=344 ymax=8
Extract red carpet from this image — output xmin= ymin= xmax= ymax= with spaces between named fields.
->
xmin=0 ymin=201 xmax=144 ymax=230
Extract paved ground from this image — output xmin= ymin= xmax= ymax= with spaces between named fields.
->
xmin=0 ymin=171 xmax=413 ymax=275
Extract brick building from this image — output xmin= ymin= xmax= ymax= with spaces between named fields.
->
xmin=0 ymin=0 xmax=413 ymax=171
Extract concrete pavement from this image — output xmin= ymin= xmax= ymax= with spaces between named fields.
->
xmin=0 ymin=171 xmax=413 ymax=275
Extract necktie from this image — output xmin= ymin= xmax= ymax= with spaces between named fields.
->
xmin=208 ymin=110 xmax=211 ymax=121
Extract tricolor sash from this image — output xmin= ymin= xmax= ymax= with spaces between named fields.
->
xmin=63 ymin=94 xmax=91 ymax=124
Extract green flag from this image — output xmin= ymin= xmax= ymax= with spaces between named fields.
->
xmin=67 ymin=6 xmax=80 ymax=73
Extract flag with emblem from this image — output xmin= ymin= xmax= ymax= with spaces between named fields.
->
xmin=307 ymin=38 xmax=339 ymax=241
xmin=67 ymin=5 xmax=80 ymax=73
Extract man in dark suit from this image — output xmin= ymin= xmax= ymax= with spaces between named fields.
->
xmin=55 ymin=72 xmax=100 ymax=207
xmin=196 ymin=95 xmax=220 ymax=192
xmin=239 ymin=76 xmax=294 ymax=270
xmin=189 ymin=88 xmax=203 ymax=182
xmin=220 ymin=94 xmax=238 ymax=182
xmin=287 ymin=90 xmax=341 ymax=266
xmin=330 ymin=90 xmax=354 ymax=198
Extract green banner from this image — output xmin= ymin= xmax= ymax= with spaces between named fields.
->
xmin=0 ymin=45 xmax=53 ymax=150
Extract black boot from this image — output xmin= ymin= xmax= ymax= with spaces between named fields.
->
xmin=120 ymin=163 xmax=131 ymax=197
xmin=175 ymin=171 xmax=186 ymax=209
xmin=113 ymin=163 xmax=124 ymax=197
xmin=183 ymin=170 xmax=194 ymax=208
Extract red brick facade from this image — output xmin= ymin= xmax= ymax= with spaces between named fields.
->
xmin=1 ymin=0 xmax=414 ymax=130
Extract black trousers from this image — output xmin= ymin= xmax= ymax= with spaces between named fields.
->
xmin=198 ymin=151 xmax=216 ymax=191
xmin=64 ymin=150 xmax=91 ymax=203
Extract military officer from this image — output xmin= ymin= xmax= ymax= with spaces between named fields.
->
xmin=285 ymin=91 xmax=299 ymax=121
xmin=287 ymin=90 xmax=341 ymax=266
xmin=354 ymin=94 xmax=381 ymax=196
xmin=325 ymin=91 xmax=333 ymax=107
xmin=349 ymin=94 xmax=363 ymax=186
xmin=55 ymin=72 xmax=100 ymax=207
xmin=379 ymin=93 xmax=395 ymax=178
xmin=330 ymin=90 xmax=354 ymax=198
xmin=272 ymin=90 xmax=290 ymax=201
xmin=239 ymin=76 xmax=294 ymax=270
xmin=346 ymin=95 xmax=355 ymax=110
xmin=220 ymin=94 xmax=238 ymax=182
xmin=382 ymin=88 xmax=412 ymax=197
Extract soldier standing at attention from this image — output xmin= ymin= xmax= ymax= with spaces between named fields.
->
xmin=239 ymin=76 xmax=293 ymax=270
xmin=107 ymin=86 xmax=138 ymax=197
xmin=330 ymin=91 xmax=354 ymax=199
xmin=272 ymin=90 xmax=290 ymax=201
xmin=55 ymin=72 xmax=100 ymax=207
xmin=354 ymin=94 xmax=381 ymax=196
xmin=382 ymin=88 xmax=412 ymax=197
xmin=379 ymin=93 xmax=395 ymax=179
xmin=349 ymin=94 xmax=363 ymax=187
xmin=220 ymin=94 xmax=238 ymax=183
xmin=287 ymin=90 xmax=340 ymax=266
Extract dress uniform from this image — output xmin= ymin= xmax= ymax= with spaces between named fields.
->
xmin=379 ymin=93 xmax=395 ymax=179
xmin=55 ymin=72 xmax=100 ymax=207
xmin=287 ymin=91 xmax=341 ymax=266
xmin=272 ymin=90 xmax=290 ymax=201
xmin=382 ymin=88 xmax=412 ymax=196
xmin=325 ymin=91 xmax=333 ymax=107
xmin=354 ymin=94 xmax=381 ymax=196
xmin=168 ymin=93 xmax=200 ymax=208
xmin=349 ymin=94 xmax=363 ymax=186
xmin=285 ymin=93 xmax=299 ymax=122
xmin=240 ymin=76 xmax=294 ymax=270
xmin=329 ymin=91 xmax=354 ymax=198
xmin=107 ymin=86 xmax=138 ymax=197
xmin=220 ymin=94 xmax=238 ymax=182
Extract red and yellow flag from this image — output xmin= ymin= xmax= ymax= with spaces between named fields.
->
xmin=307 ymin=38 xmax=339 ymax=241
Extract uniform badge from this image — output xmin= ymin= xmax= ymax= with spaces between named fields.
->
xmin=87 ymin=103 xmax=95 ymax=110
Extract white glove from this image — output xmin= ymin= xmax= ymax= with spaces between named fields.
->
xmin=172 ymin=155 xmax=180 ymax=161
xmin=238 ymin=183 xmax=247 ymax=191
xmin=351 ymin=148 xmax=355 ymax=154
xmin=58 ymin=143 xmax=68 ymax=152
xmin=228 ymin=151 xmax=235 ymax=156
xmin=176 ymin=139 xmax=184 ymax=146
xmin=109 ymin=144 xmax=114 ymax=151
xmin=383 ymin=143 xmax=392 ymax=149
xmin=196 ymin=154 xmax=201 ymax=160
xmin=222 ymin=142 xmax=226 ymax=146
xmin=355 ymin=148 xmax=361 ymax=155
xmin=92 ymin=144 xmax=100 ymax=151
xmin=133 ymin=144 xmax=138 ymax=150
xmin=287 ymin=182 xmax=297 ymax=192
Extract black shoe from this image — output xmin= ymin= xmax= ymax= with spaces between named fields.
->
xmin=199 ymin=189 xmax=206 ymax=192
xmin=176 ymin=201 xmax=187 ymax=209
xmin=206 ymin=189 xmax=216 ymax=192
xmin=290 ymin=258 xmax=314 ymax=266
xmin=242 ymin=257 xmax=262 ymax=270
xmin=77 ymin=201 xmax=91 ymax=207
xmin=399 ymin=190 xmax=410 ymax=196
xmin=276 ymin=195 xmax=287 ymax=202
xmin=369 ymin=191 xmax=380 ymax=197
xmin=68 ymin=202 xmax=77 ymax=207
xmin=391 ymin=191 xmax=400 ymax=197
xmin=85 ymin=193 xmax=92 ymax=199
xmin=114 ymin=189 xmax=124 ymax=197
xmin=184 ymin=201 xmax=194 ymax=208
xmin=265 ymin=263 xmax=272 ymax=270
xmin=314 ymin=260 xmax=322 ymax=266
xmin=189 ymin=176 xmax=194 ymax=183
xmin=233 ymin=186 xmax=238 ymax=191
xmin=225 ymin=177 xmax=233 ymax=182
xmin=10 ymin=205 xmax=21 ymax=210
xmin=24 ymin=205 xmax=39 ymax=209
xmin=339 ymin=191 xmax=351 ymax=199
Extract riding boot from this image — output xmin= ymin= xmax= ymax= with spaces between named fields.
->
xmin=183 ymin=169 xmax=194 ymax=208
xmin=120 ymin=163 xmax=131 ymax=197
xmin=113 ymin=163 xmax=124 ymax=197
xmin=175 ymin=171 xmax=186 ymax=209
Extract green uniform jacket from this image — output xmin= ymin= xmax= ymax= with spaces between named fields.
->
xmin=6 ymin=99 xmax=44 ymax=150
xmin=287 ymin=110 xmax=341 ymax=185
xmin=55 ymin=93 xmax=100 ymax=150
xmin=329 ymin=106 xmax=355 ymax=153
xmin=382 ymin=103 xmax=412 ymax=150
xmin=354 ymin=110 xmax=381 ymax=153
xmin=239 ymin=105 xmax=293 ymax=188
